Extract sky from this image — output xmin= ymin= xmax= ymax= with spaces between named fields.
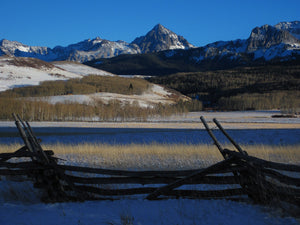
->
xmin=0 ymin=0 xmax=299 ymax=48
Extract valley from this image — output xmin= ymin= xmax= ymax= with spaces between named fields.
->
xmin=1 ymin=1 xmax=300 ymax=224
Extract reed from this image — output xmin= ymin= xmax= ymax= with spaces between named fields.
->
xmin=1 ymin=143 xmax=299 ymax=170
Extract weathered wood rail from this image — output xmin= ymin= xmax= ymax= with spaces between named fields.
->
xmin=0 ymin=114 xmax=299 ymax=207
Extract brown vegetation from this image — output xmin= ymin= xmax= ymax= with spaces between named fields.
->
xmin=0 ymin=75 xmax=151 ymax=97
xmin=0 ymin=73 xmax=203 ymax=121
xmin=0 ymin=97 xmax=201 ymax=121
xmin=148 ymin=64 xmax=300 ymax=111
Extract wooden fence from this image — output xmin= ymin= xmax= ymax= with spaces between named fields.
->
xmin=0 ymin=114 xmax=299 ymax=206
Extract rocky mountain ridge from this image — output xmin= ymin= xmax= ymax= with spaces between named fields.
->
xmin=132 ymin=24 xmax=194 ymax=53
xmin=0 ymin=24 xmax=193 ymax=63
xmin=0 ymin=21 xmax=299 ymax=68
xmin=87 ymin=21 xmax=300 ymax=75
xmin=194 ymin=21 xmax=300 ymax=62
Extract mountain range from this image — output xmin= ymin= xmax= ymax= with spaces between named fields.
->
xmin=88 ymin=21 xmax=300 ymax=75
xmin=0 ymin=24 xmax=193 ymax=63
xmin=0 ymin=21 xmax=300 ymax=74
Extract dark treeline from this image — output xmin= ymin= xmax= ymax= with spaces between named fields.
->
xmin=218 ymin=91 xmax=299 ymax=112
xmin=148 ymin=64 xmax=300 ymax=111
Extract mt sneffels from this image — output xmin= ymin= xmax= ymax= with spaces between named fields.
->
xmin=0 ymin=24 xmax=194 ymax=63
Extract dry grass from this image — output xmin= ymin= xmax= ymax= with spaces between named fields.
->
xmin=1 ymin=143 xmax=299 ymax=170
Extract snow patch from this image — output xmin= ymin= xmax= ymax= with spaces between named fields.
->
xmin=52 ymin=62 xmax=115 ymax=76
xmin=0 ymin=198 xmax=298 ymax=225
xmin=33 ymin=84 xmax=184 ymax=108
xmin=0 ymin=57 xmax=116 ymax=91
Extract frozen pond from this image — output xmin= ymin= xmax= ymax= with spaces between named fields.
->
xmin=0 ymin=126 xmax=299 ymax=146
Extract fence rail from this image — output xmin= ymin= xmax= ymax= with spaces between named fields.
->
xmin=0 ymin=114 xmax=299 ymax=206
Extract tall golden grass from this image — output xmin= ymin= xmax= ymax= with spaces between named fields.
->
xmin=1 ymin=143 xmax=299 ymax=170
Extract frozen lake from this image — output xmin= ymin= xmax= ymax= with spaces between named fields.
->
xmin=0 ymin=126 xmax=299 ymax=146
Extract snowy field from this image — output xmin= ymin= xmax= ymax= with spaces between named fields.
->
xmin=0 ymin=111 xmax=299 ymax=225
xmin=0 ymin=57 xmax=114 ymax=91
xmin=0 ymin=196 xmax=299 ymax=225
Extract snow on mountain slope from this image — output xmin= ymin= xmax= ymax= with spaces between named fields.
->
xmin=0 ymin=24 xmax=194 ymax=63
xmin=190 ymin=21 xmax=300 ymax=64
xmin=132 ymin=24 xmax=194 ymax=53
xmin=0 ymin=56 xmax=115 ymax=91
xmin=275 ymin=21 xmax=300 ymax=39
xmin=1 ymin=21 xmax=299 ymax=72
xmin=0 ymin=39 xmax=58 ymax=61
xmin=52 ymin=61 xmax=115 ymax=76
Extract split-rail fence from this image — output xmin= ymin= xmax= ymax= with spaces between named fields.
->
xmin=0 ymin=114 xmax=299 ymax=207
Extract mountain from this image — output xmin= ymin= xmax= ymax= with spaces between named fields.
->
xmin=1 ymin=21 xmax=299 ymax=73
xmin=0 ymin=39 xmax=57 ymax=61
xmin=0 ymin=56 xmax=114 ymax=91
xmin=0 ymin=38 xmax=141 ymax=63
xmin=189 ymin=21 xmax=300 ymax=63
xmin=274 ymin=21 xmax=300 ymax=39
xmin=132 ymin=24 xmax=194 ymax=53
xmin=88 ymin=21 xmax=300 ymax=75
xmin=0 ymin=24 xmax=193 ymax=63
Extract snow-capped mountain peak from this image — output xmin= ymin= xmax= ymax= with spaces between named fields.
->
xmin=0 ymin=21 xmax=299 ymax=65
xmin=191 ymin=21 xmax=300 ymax=64
xmin=132 ymin=24 xmax=194 ymax=53
xmin=0 ymin=24 xmax=194 ymax=63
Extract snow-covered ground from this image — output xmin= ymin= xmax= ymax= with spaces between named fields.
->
xmin=0 ymin=165 xmax=299 ymax=225
xmin=52 ymin=61 xmax=115 ymax=76
xmin=0 ymin=56 xmax=114 ymax=91
xmin=0 ymin=193 xmax=298 ymax=225
xmin=0 ymin=57 xmax=80 ymax=91
xmin=35 ymin=83 xmax=185 ymax=108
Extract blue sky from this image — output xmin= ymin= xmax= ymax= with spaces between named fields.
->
xmin=1 ymin=0 xmax=299 ymax=48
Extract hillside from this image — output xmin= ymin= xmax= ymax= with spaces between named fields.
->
xmin=148 ymin=64 xmax=300 ymax=111
xmin=85 ymin=50 xmax=202 ymax=75
xmin=0 ymin=71 xmax=195 ymax=121
xmin=0 ymin=56 xmax=114 ymax=91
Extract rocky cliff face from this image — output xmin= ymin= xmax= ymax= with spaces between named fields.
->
xmin=246 ymin=24 xmax=300 ymax=52
xmin=132 ymin=24 xmax=194 ymax=53
xmin=275 ymin=21 xmax=300 ymax=39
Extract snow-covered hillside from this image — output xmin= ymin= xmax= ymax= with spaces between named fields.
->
xmin=52 ymin=61 xmax=115 ymax=76
xmin=0 ymin=56 xmax=114 ymax=91
xmin=33 ymin=84 xmax=190 ymax=108
xmin=0 ymin=56 xmax=188 ymax=107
